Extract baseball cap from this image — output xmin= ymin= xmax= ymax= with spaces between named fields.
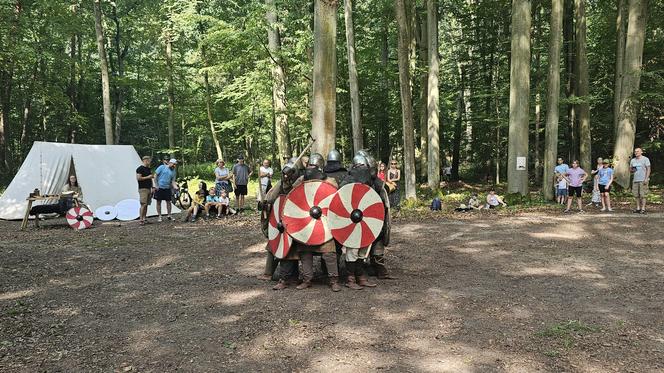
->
xmin=142 ymin=155 xmax=152 ymax=160
xmin=169 ymin=158 xmax=177 ymax=164
xmin=602 ymin=159 xmax=610 ymax=164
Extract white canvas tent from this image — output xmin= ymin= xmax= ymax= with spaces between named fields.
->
xmin=0 ymin=141 xmax=179 ymax=220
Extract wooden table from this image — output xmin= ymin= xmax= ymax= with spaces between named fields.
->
xmin=20 ymin=194 xmax=79 ymax=230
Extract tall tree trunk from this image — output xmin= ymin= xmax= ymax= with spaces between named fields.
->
xmin=613 ymin=0 xmax=627 ymax=137
xmin=452 ymin=72 xmax=464 ymax=181
xmin=426 ymin=0 xmax=440 ymax=190
xmin=507 ymin=0 xmax=531 ymax=195
xmin=344 ymin=0 xmax=363 ymax=153
xmin=543 ymin=0 xmax=564 ymax=201
xmin=266 ymin=0 xmax=291 ymax=164
xmin=613 ymin=0 xmax=648 ymax=188
xmin=93 ymin=0 xmax=114 ymax=145
xmin=111 ymin=2 xmax=126 ymax=145
xmin=165 ymin=31 xmax=175 ymax=155
xmin=417 ymin=10 xmax=428 ymax=180
xmin=311 ymin=0 xmax=337 ymax=157
xmin=204 ymin=69 xmax=223 ymax=161
xmin=564 ymin=0 xmax=577 ymax=161
xmin=379 ymin=16 xmax=391 ymax=162
xmin=396 ymin=0 xmax=417 ymax=199
xmin=575 ymin=0 xmax=591 ymax=172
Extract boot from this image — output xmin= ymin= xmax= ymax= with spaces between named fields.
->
xmin=345 ymin=275 xmax=363 ymax=290
xmin=272 ymin=280 xmax=288 ymax=290
xmin=373 ymin=255 xmax=398 ymax=280
xmin=357 ymin=274 xmax=377 ymax=288
xmin=329 ymin=276 xmax=342 ymax=292
xmin=296 ymin=281 xmax=312 ymax=290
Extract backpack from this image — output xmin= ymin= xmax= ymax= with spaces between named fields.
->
xmin=431 ymin=197 xmax=442 ymax=211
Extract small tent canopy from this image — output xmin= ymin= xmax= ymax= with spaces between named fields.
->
xmin=0 ymin=141 xmax=179 ymax=220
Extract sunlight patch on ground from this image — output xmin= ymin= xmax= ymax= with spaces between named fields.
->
xmin=211 ymin=314 xmax=241 ymax=325
xmin=140 ymin=254 xmax=182 ymax=270
xmin=505 ymin=263 xmax=604 ymax=279
xmin=243 ymin=242 xmax=266 ymax=254
xmin=305 ymin=350 xmax=394 ymax=371
xmin=50 ymin=305 xmax=80 ymax=317
xmin=218 ymin=289 xmax=265 ymax=306
xmin=0 ymin=288 xmax=34 ymax=300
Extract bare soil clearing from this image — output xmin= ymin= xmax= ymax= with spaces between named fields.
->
xmin=1 ymin=209 xmax=663 ymax=372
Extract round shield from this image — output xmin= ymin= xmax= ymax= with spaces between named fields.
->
xmin=267 ymin=195 xmax=292 ymax=259
xmin=115 ymin=199 xmax=140 ymax=221
xmin=282 ymin=180 xmax=337 ymax=245
xmin=328 ymin=183 xmax=385 ymax=249
xmin=94 ymin=205 xmax=118 ymax=221
xmin=66 ymin=207 xmax=94 ymax=230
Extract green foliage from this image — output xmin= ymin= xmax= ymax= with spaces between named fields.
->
xmin=504 ymin=193 xmax=532 ymax=206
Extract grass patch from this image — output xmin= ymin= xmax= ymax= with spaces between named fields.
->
xmin=536 ymin=320 xmax=601 ymax=354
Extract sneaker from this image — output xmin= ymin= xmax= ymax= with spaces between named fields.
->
xmin=640 ymin=210 xmax=646 ymax=214
xmin=158 ymin=216 xmax=163 ymax=222
xmin=563 ymin=209 xmax=571 ymax=213
xmin=600 ymin=208 xmax=607 ymax=212
xmin=216 ymin=215 xmax=223 ymax=219
xmin=633 ymin=209 xmax=641 ymax=214
xmin=191 ymin=218 xmax=197 ymax=223
xmin=167 ymin=215 xmax=174 ymax=221
xmin=607 ymin=208 xmax=613 ymax=212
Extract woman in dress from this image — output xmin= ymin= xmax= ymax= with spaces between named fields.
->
xmin=387 ymin=160 xmax=401 ymax=210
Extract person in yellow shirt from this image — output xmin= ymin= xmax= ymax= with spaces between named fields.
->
xmin=185 ymin=182 xmax=208 ymax=222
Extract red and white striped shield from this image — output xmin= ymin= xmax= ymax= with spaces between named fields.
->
xmin=267 ymin=195 xmax=292 ymax=258
xmin=282 ymin=180 xmax=337 ymax=245
xmin=66 ymin=207 xmax=94 ymax=230
xmin=328 ymin=183 xmax=385 ymax=249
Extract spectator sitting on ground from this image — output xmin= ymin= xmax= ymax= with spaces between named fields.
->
xmin=185 ymin=181 xmax=208 ymax=222
xmin=485 ymin=189 xmax=507 ymax=209
xmin=455 ymin=193 xmax=483 ymax=212
xmin=205 ymin=186 xmax=223 ymax=218
xmin=218 ymin=189 xmax=234 ymax=216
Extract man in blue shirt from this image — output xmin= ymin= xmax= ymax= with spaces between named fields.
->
xmin=154 ymin=158 xmax=178 ymax=222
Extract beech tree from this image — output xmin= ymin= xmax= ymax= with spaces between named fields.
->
xmin=93 ymin=0 xmax=113 ymax=145
xmin=543 ymin=0 xmax=564 ymax=200
xmin=507 ymin=0 xmax=531 ymax=195
xmin=575 ymin=0 xmax=591 ymax=172
xmin=344 ymin=0 xmax=363 ymax=153
xmin=614 ymin=0 xmax=648 ymax=187
xmin=426 ymin=0 xmax=440 ymax=190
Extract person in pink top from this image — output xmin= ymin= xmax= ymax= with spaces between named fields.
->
xmin=563 ymin=160 xmax=588 ymax=213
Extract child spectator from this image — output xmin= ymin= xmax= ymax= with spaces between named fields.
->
xmin=485 ymin=189 xmax=507 ymax=209
xmin=556 ymin=174 xmax=568 ymax=205
xmin=218 ymin=189 xmax=234 ymax=216
xmin=205 ymin=186 xmax=222 ymax=218
xmin=185 ymin=182 xmax=208 ymax=222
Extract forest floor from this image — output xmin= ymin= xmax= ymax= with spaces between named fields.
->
xmin=1 ymin=204 xmax=663 ymax=372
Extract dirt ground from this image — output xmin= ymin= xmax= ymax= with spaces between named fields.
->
xmin=1 ymin=206 xmax=663 ymax=372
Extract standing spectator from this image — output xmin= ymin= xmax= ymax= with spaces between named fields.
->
xmin=377 ymin=162 xmax=386 ymax=181
xmin=136 ymin=156 xmax=155 ymax=225
xmin=630 ymin=147 xmax=651 ymax=214
xmin=598 ymin=159 xmax=614 ymax=212
xmin=554 ymin=157 xmax=569 ymax=174
xmin=563 ymin=160 xmax=587 ymax=213
xmin=154 ymin=158 xmax=178 ymax=222
xmin=387 ymin=160 xmax=401 ymax=210
xmin=232 ymin=155 xmax=252 ymax=211
xmin=259 ymin=159 xmax=273 ymax=201
xmin=556 ymin=173 xmax=568 ymax=205
xmin=214 ymin=159 xmax=231 ymax=196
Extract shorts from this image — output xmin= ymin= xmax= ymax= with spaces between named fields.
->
xmin=557 ymin=188 xmax=568 ymax=197
xmin=632 ymin=181 xmax=649 ymax=198
xmin=154 ymin=188 xmax=172 ymax=201
xmin=235 ymin=184 xmax=248 ymax=196
xmin=568 ymin=186 xmax=582 ymax=198
xmin=598 ymin=184 xmax=611 ymax=194
xmin=138 ymin=188 xmax=152 ymax=205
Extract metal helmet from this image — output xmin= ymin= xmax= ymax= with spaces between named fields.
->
xmin=327 ymin=149 xmax=342 ymax=162
xmin=352 ymin=154 xmax=369 ymax=168
xmin=364 ymin=154 xmax=377 ymax=169
xmin=288 ymin=156 xmax=303 ymax=170
xmin=308 ymin=153 xmax=325 ymax=170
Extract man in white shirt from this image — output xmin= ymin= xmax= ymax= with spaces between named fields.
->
xmin=258 ymin=159 xmax=273 ymax=202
